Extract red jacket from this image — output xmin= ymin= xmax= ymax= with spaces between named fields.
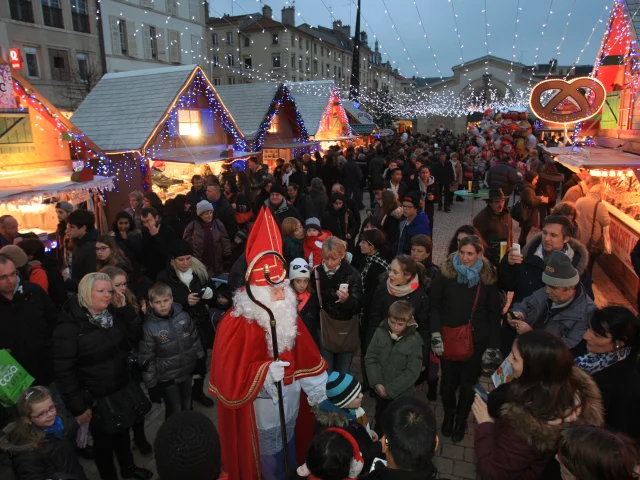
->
xmin=303 ymin=230 xmax=333 ymax=267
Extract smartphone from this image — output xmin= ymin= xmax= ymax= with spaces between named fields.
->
xmin=511 ymin=243 xmax=521 ymax=255
xmin=473 ymin=383 xmax=489 ymax=403
xmin=197 ymin=288 xmax=207 ymax=298
xmin=339 ymin=283 xmax=349 ymax=292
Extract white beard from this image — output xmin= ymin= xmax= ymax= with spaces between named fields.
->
xmin=232 ymin=285 xmax=299 ymax=357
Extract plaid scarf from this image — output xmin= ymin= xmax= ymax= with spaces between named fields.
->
xmin=361 ymin=252 xmax=390 ymax=282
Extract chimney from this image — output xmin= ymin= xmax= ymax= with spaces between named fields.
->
xmin=342 ymin=24 xmax=350 ymax=38
xmin=281 ymin=6 xmax=295 ymax=26
xmin=262 ymin=4 xmax=272 ymax=19
xmin=332 ymin=19 xmax=342 ymax=31
xmin=360 ymin=31 xmax=368 ymax=46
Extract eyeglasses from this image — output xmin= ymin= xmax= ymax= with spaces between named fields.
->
xmin=30 ymin=404 xmax=57 ymax=420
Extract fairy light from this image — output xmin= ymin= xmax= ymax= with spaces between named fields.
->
xmin=483 ymin=0 xmax=491 ymax=83
xmin=448 ymin=0 xmax=468 ymax=78
xmin=564 ymin=4 xmax=610 ymax=80
xmin=379 ymin=0 xmax=420 ymax=76
xmin=508 ymin=0 xmax=522 ymax=87
xmin=413 ymin=0 xmax=444 ymax=84
xmin=528 ymin=0 xmax=554 ymax=85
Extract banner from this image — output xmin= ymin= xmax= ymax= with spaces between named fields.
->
xmin=608 ymin=214 xmax=640 ymax=277
xmin=0 ymin=66 xmax=17 ymax=109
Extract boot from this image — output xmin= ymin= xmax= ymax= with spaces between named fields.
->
xmin=451 ymin=417 xmax=467 ymax=443
xmin=192 ymin=377 xmax=215 ymax=408
xmin=121 ymin=466 xmax=154 ymax=480
xmin=426 ymin=378 xmax=438 ymax=402
xmin=441 ymin=411 xmax=455 ymax=438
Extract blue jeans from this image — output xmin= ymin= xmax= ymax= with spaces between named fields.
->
xmin=320 ymin=346 xmax=353 ymax=374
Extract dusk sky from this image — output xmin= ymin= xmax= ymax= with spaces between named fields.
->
xmin=210 ymin=0 xmax=617 ymax=78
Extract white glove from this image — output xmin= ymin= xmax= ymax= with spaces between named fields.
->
xmin=201 ymin=287 xmax=214 ymax=300
xmin=431 ymin=332 xmax=444 ymax=357
xmin=267 ymin=361 xmax=290 ymax=384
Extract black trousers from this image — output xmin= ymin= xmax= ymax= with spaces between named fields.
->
xmin=90 ymin=421 xmax=135 ymax=480
xmin=374 ymin=396 xmax=394 ymax=434
xmin=438 ymin=184 xmax=453 ymax=208
xmin=440 ymin=343 xmax=487 ymax=421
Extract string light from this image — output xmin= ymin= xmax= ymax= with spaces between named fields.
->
xmin=564 ymin=4 xmax=610 ymax=80
xmin=448 ymin=0 xmax=468 ymax=78
xmin=413 ymin=0 xmax=444 ymax=84
xmin=546 ymin=0 xmax=578 ymax=79
xmin=508 ymin=0 xmax=522 ymax=87
xmin=528 ymin=0 xmax=554 ymax=85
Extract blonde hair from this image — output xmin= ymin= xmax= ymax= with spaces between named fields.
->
xmin=281 ymin=217 xmax=302 ymax=237
xmin=78 ymin=272 xmax=113 ymax=310
xmin=170 ymin=255 xmax=209 ymax=284
xmin=321 ymin=236 xmax=347 ymax=258
xmin=148 ymin=282 xmax=173 ymax=302
xmin=100 ymin=266 xmax=139 ymax=312
xmin=3 ymin=386 xmax=52 ymax=450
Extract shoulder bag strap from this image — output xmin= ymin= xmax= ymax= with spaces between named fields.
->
xmin=314 ymin=267 xmax=323 ymax=309
xmin=468 ymin=281 xmax=482 ymax=324
xmin=590 ymin=201 xmax=600 ymax=238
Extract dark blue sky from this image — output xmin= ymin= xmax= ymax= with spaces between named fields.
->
xmin=211 ymin=0 xmax=616 ymax=78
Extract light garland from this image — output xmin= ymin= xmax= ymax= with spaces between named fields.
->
xmin=545 ymin=0 xmax=578 ymax=79
xmin=253 ymin=84 xmax=309 ymax=151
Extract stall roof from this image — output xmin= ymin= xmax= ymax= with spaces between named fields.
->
xmin=350 ymin=124 xmax=377 ymax=135
xmin=214 ymin=83 xmax=281 ymax=140
xmin=261 ymin=141 xmax=320 ymax=149
xmin=150 ymin=145 xmax=259 ymax=165
xmin=286 ymin=80 xmax=338 ymax=136
xmin=342 ymin=101 xmax=376 ymax=126
xmin=71 ymin=65 xmax=240 ymax=153
xmin=548 ymin=146 xmax=640 ymax=169
xmin=0 ymin=168 xmax=114 ymax=204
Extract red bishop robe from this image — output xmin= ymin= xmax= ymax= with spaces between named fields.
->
xmin=209 ymin=310 xmax=327 ymax=480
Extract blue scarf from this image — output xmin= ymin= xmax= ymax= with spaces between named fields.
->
xmin=318 ymin=399 xmax=357 ymax=422
xmin=575 ymin=347 xmax=631 ymax=375
xmin=43 ymin=416 xmax=64 ymax=439
xmin=453 ymin=254 xmax=483 ymax=287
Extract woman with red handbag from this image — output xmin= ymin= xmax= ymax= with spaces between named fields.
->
xmin=429 ymin=235 xmax=502 ymax=443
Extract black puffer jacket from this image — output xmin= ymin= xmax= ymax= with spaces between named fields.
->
xmin=0 ymin=281 xmax=57 ymax=386
xmin=311 ymin=260 xmax=363 ymax=320
xmin=430 ymin=254 xmax=502 ymax=348
xmin=67 ymin=228 xmax=99 ymax=292
xmin=321 ymin=205 xmax=358 ymax=243
xmin=53 ymin=298 xmax=143 ymax=415
xmin=156 ymin=268 xmax=220 ymax=323
xmin=0 ymin=409 xmax=87 ymax=480
xmin=487 ymin=161 xmax=519 ymax=196
xmin=139 ymin=303 xmax=204 ymax=388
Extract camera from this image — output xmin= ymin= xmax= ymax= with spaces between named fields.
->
xmin=126 ymin=351 xmax=150 ymax=372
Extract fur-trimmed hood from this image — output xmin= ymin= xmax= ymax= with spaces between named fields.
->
xmin=313 ymin=405 xmax=351 ymax=429
xmin=441 ymin=253 xmax=497 ymax=285
xmin=389 ymin=205 xmax=404 ymax=220
xmin=500 ymin=367 xmax=604 ymax=453
xmin=522 ymin=233 xmax=589 ymax=275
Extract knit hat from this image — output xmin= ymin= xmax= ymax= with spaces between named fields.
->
xmin=402 ymin=191 xmax=422 ymax=210
xmin=269 ymin=183 xmax=285 ymax=196
xmin=326 ymin=371 xmax=361 ymax=408
xmin=305 ymin=217 xmax=321 ymax=232
xmin=196 ymin=200 xmax=213 ymax=216
xmin=55 ymin=201 xmax=73 ymax=213
xmin=0 ymin=245 xmax=27 ymax=268
xmin=542 ymin=251 xmax=579 ymax=288
xmin=154 ymin=411 xmax=221 ymax=480
xmin=170 ymin=239 xmax=193 ymax=259
xmin=289 ymin=258 xmax=310 ymax=280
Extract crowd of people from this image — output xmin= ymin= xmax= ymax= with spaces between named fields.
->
xmin=0 ymin=127 xmax=638 ymax=480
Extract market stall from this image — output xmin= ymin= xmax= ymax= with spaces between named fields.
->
xmin=551 ymin=146 xmax=640 ymax=305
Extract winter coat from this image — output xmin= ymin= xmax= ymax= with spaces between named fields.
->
xmin=53 ymin=297 xmax=143 ymax=415
xmin=520 ymin=181 xmax=542 ymax=227
xmin=110 ymin=230 xmax=143 ymax=262
xmin=211 ymin=196 xmax=238 ymax=239
xmin=511 ymin=284 xmax=596 ymax=352
xmin=430 ymin=255 xmax=502 ymax=349
xmin=385 ymin=180 xmax=408 ymax=201
xmin=297 ymin=293 xmax=321 ymax=349
xmin=368 ymin=156 xmax=385 ymax=185
xmin=379 ymin=205 xmax=403 ymax=248
xmin=290 ymin=193 xmax=316 ymax=220
xmin=321 ymin=205 xmax=358 ymax=243
xmin=430 ymin=159 xmax=455 ymax=186
xmin=289 ymin=170 xmax=307 ymax=192
xmin=267 ymin=199 xmax=304 ymax=225
xmin=319 ymin=164 xmax=342 ymax=193
xmin=475 ymin=367 xmax=604 ymax=480
xmin=342 ymin=159 xmax=363 ymax=190
xmin=498 ymin=233 xmax=593 ymax=303
xmin=0 ymin=281 xmax=57 ymax=386
xmin=156 ymin=268 xmax=220 ymax=325
xmin=539 ymin=163 xmax=564 ymax=204
xmin=397 ymin=212 xmax=431 ymax=255
xmin=303 ymin=159 xmax=317 ymax=181
xmin=283 ymin=236 xmax=304 ymax=265
xmin=26 ymin=262 xmax=48 ymax=293
xmin=365 ymin=321 xmax=423 ymax=399
xmin=451 ymin=159 xmax=463 ymax=186
xmin=562 ymin=182 xmax=588 ymax=204
xmin=311 ymin=260 xmax=362 ymax=320
xmin=313 ymin=405 xmax=381 ymax=472
xmin=473 ymin=205 xmax=512 ymax=266
xmin=487 ymin=162 xmax=519 ymax=196
xmin=183 ymin=218 xmax=231 ymax=278
xmin=139 ymin=303 xmax=204 ymax=388
xmin=140 ymin=223 xmax=178 ymax=281
xmin=368 ymin=282 xmax=430 ymax=349
xmin=360 ymin=255 xmax=389 ymax=320
xmin=576 ymin=194 xmax=610 ymax=247
xmin=303 ymin=230 xmax=333 ymax=267
xmin=0 ymin=409 xmax=87 ymax=480
xmin=186 ymin=187 xmax=207 ymax=210
xmin=309 ymin=190 xmax=328 ymax=220
xmin=67 ymin=228 xmax=99 ymax=291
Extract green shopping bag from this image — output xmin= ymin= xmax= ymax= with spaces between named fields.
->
xmin=0 ymin=349 xmax=34 ymax=407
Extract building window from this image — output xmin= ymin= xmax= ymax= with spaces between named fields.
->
xmin=314 ymin=43 xmax=317 ymax=54
xmin=226 ymin=53 xmax=234 ymax=67
xmin=321 ymin=46 xmax=324 ymax=56
xmin=178 ymin=110 xmax=201 ymax=136
xmin=168 ymin=29 xmax=180 ymax=62
xmin=272 ymin=54 xmax=281 ymax=68
xmin=306 ymin=39 xmax=309 ymax=50
xmin=118 ymin=20 xmax=127 ymax=55
xmin=244 ymin=56 xmax=252 ymax=69
xmin=9 ymin=0 xmax=34 ymax=23
xmin=42 ymin=0 xmax=63 ymax=28
xmin=272 ymin=34 xmax=279 ymax=45
xmin=290 ymin=54 xmax=295 ymax=69
xmin=268 ymin=112 xmax=280 ymax=133
xmin=48 ymin=48 xmax=70 ymax=81
xmin=226 ymin=32 xmax=233 ymax=45
xmin=70 ymin=0 xmax=89 ymax=32
xmin=23 ymin=46 xmax=39 ymax=78
xmin=244 ymin=35 xmax=250 ymax=47
xmin=212 ymin=33 xmax=218 ymax=46
xmin=228 ymin=77 xmax=236 ymax=85
xmin=334 ymin=65 xmax=336 ymax=77
xmin=76 ymin=52 xmax=89 ymax=82
xmin=146 ymin=25 xmax=158 ymax=59
xmin=297 ymin=36 xmax=301 ymax=48
xmin=212 ymin=55 xmax=219 ymax=67
xmin=338 ymin=67 xmax=341 ymax=78
xmin=305 ymin=57 xmax=309 ymax=72
xmin=313 ymin=59 xmax=317 ymax=74
xmin=212 ymin=78 xmax=221 ymax=85
xmin=292 ymin=76 xmax=296 ymax=82
xmin=298 ymin=56 xmax=302 ymax=71
xmin=166 ymin=0 xmax=177 ymax=15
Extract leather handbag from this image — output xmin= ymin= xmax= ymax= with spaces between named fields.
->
xmin=441 ymin=282 xmax=481 ymax=362
xmin=91 ymin=379 xmax=151 ymax=435
xmin=315 ymin=268 xmax=360 ymax=354
xmin=587 ymin=201 xmax=606 ymax=256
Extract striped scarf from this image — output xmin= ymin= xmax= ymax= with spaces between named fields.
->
xmin=361 ymin=252 xmax=390 ymax=282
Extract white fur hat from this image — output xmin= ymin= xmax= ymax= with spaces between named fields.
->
xmin=289 ymin=258 xmax=310 ymax=280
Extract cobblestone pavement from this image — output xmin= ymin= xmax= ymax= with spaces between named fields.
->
xmin=81 ymin=194 xmax=634 ymax=480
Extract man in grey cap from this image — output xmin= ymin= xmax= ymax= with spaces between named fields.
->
xmin=507 ymin=250 xmax=596 ymax=354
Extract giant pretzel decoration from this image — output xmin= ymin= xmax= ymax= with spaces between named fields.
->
xmin=529 ymin=77 xmax=607 ymax=124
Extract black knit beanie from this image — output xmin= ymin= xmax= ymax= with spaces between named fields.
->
xmin=154 ymin=411 xmax=221 ymax=480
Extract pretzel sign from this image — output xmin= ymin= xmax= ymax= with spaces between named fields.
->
xmin=529 ymin=77 xmax=606 ymax=124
